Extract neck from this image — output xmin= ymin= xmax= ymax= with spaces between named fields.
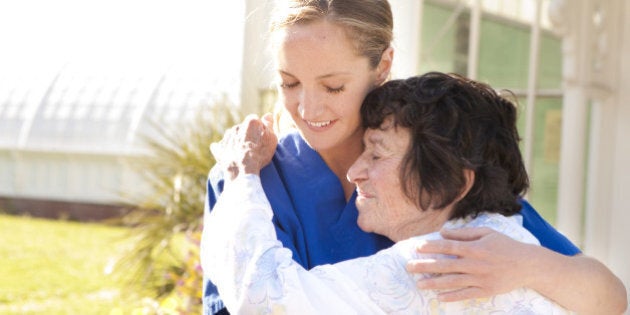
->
xmin=389 ymin=207 xmax=453 ymax=242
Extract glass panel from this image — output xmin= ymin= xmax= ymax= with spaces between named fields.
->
xmin=517 ymin=96 xmax=563 ymax=224
xmin=538 ymin=32 xmax=562 ymax=89
xmin=419 ymin=3 xmax=459 ymax=74
xmin=477 ymin=16 xmax=530 ymax=89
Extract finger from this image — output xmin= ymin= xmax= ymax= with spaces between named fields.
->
xmin=241 ymin=114 xmax=260 ymax=129
xmin=260 ymin=113 xmax=278 ymax=148
xmin=244 ymin=119 xmax=264 ymax=142
xmin=406 ymin=257 xmax=469 ymax=274
xmin=416 ymin=273 xmax=474 ymax=291
xmin=414 ymin=239 xmax=469 ymax=257
xmin=232 ymin=115 xmax=259 ymax=137
xmin=436 ymin=286 xmax=488 ymax=302
xmin=439 ymin=227 xmax=494 ymax=241
xmin=261 ymin=112 xmax=274 ymax=131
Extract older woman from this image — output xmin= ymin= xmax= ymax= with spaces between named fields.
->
xmin=202 ymin=72 xmax=570 ymax=314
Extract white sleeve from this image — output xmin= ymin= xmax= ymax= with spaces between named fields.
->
xmin=200 ymin=174 xmax=385 ymax=314
xmin=330 ymin=214 xmax=571 ymax=314
xmin=201 ymin=179 xmax=570 ymax=314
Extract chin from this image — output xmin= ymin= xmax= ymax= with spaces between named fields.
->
xmin=356 ymin=217 xmax=374 ymax=233
xmin=297 ymin=129 xmax=325 ymax=148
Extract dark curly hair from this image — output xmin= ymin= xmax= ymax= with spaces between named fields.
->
xmin=361 ymin=72 xmax=529 ymax=219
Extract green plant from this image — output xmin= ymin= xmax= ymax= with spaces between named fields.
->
xmin=113 ymin=99 xmax=243 ymax=313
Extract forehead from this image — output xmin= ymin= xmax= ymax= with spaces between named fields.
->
xmin=280 ymin=19 xmax=347 ymax=43
xmin=364 ymin=120 xmax=411 ymax=152
xmin=273 ymin=20 xmax=366 ymax=72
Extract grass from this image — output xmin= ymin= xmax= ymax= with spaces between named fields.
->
xmin=0 ymin=214 xmax=150 ymax=315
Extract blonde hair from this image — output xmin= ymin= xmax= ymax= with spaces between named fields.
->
xmin=270 ymin=0 xmax=393 ymax=69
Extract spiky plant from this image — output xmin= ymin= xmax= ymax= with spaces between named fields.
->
xmin=114 ymin=99 xmax=244 ymax=312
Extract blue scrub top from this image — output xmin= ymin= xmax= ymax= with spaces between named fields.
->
xmin=202 ymin=131 xmax=580 ymax=314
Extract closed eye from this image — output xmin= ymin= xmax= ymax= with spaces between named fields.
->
xmin=326 ymin=85 xmax=345 ymax=94
xmin=280 ymin=81 xmax=300 ymax=89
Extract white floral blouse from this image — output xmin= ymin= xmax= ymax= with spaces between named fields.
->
xmin=201 ymin=175 xmax=571 ymax=314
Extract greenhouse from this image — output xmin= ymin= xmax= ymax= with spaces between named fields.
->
xmin=0 ymin=0 xmax=244 ymax=218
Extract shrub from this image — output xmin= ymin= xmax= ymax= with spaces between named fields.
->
xmin=113 ymin=99 xmax=243 ymax=313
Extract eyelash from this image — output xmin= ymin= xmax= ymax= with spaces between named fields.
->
xmin=326 ymin=86 xmax=345 ymax=94
xmin=279 ymin=82 xmax=345 ymax=94
xmin=280 ymin=82 xmax=299 ymax=89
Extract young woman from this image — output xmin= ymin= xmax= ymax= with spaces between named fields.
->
xmin=201 ymin=1 xmax=627 ymax=314
xmin=203 ymin=72 xmax=571 ymax=314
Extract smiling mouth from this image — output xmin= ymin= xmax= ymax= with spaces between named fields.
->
xmin=356 ymin=188 xmax=372 ymax=199
xmin=305 ymin=120 xmax=333 ymax=128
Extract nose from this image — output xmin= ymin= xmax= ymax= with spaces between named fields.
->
xmin=298 ymin=89 xmax=323 ymax=120
xmin=346 ymin=155 xmax=367 ymax=184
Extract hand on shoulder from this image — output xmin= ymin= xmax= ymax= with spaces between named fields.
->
xmin=406 ymin=226 xmax=536 ymax=301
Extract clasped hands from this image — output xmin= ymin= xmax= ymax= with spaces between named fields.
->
xmin=210 ymin=113 xmax=278 ymax=181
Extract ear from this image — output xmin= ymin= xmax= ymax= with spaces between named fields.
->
xmin=375 ymin=46 xmax=394 ymax=85
xmin=456 ymin=169 xmax=475 ymax=202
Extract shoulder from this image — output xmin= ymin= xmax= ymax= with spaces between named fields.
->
xmin=276 ymin=130 xmax=308 ymax=155
xmin=462 ymin=213 xmax=540 ymax=245
xmin=273 ymin=131 xmax=325 ymax=171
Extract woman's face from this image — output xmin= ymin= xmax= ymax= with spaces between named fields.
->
xmin=274 ymin=20 xmax=386 ymax=153
xmin=346 ymin=119 xmax=450 ymax=241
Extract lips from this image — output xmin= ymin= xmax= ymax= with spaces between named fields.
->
xmin=306 ymin=120 xmax=332 ymax=128
xmin=355 ymin=188 xmax=373 ymax=199
xmin=305 ymin=120 xmax=333 ymax=128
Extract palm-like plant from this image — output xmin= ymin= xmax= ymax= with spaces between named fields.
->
xmin=114 ymin=99 xmax=243 ymax=312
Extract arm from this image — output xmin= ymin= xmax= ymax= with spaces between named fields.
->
xmin=201 ymin=115 xmax=382 ymax=313
xmin=406 ymin=227 xmax=628 ymax=314
xmin=525 ymin=248 xmax=627 ymax=315
xmin=201 ymin=114 xmax=278 ymax=315
xmin=201 ymin=175 xmax=361 ymax=314
xmin=203 ymin=174 xmax=573 ymax=313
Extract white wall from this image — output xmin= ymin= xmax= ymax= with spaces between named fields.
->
xmin=606 ymin=0 xmax=630 ymax=300
xmin=552 ymin=0 xmax=629 ymax=298
xmin=0 ymin=150 xmax=141 ymax=204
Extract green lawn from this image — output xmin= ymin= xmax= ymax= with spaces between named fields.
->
xmin=0 ymin=214 xmax=150 ymax=314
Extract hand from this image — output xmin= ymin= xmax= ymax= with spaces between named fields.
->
xmin=210 ymin=113 xmax=278 ymax=181
xmin=406 ymin=227 xmax=536 ymax=302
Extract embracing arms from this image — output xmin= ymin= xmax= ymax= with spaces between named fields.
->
xmin=407 ymin=227 xmax=628 ymax=314
xmin=201 ymin=174 xmax=381 ymax=314
xmin=201 ymin=115 xmax=380 ymax=313
xmin=201 ymin=116 xmax=387 ymax=313
xmin=201 ymin=115 xmax=575 ymax=314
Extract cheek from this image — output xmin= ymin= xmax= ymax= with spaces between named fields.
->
xmin=377 ymin=173 xmax=407 ymax=210
xmin=279 ymin=90 xmax=298 ymax=112
xmin=336 ymin=94 xmax=363 ymax=122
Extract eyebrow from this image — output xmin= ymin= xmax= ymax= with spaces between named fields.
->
xmin=278 ymin=70 xmax=295 ymax=78
xmin=366 ymin=132 xmax=390 ymax=151
xmin=278 ymin=70 xmax=351 ymax=80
